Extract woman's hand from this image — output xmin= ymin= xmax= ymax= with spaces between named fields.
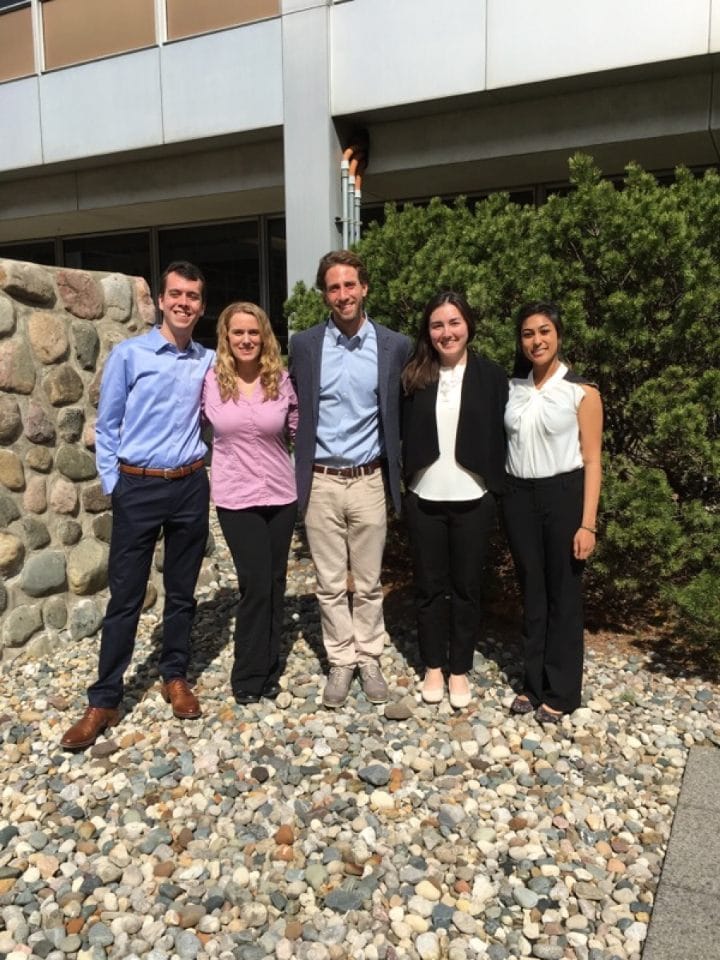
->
xmin=573 ymin=526 xmax=596 ymax=560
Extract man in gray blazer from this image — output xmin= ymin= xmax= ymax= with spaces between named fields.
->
xmin=290 ymin=250 xmax=411 ymax=708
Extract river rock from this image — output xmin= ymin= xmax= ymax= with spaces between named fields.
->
xmin=0 ymin=395 xmax=21 ymax=441
xmin=72 ymin=320 xmax=100 ymax=370
xmin=20 ymin=551 xmax=66 ymax=597
xmin=0 ymin=338 xmax=36 ymax=394
xmin=0 ymin=532 xmax=24 ymax=576
xmin=69 ymin=599 xmax=103 ymax=640
xmin=49 ymin=477 xmax=78 ymax=514
xmin=56 ymin=445 xmax=96 ymax=481
xmin=21 ymin=516 xmax=51 ymax=550
xmin=101 ymin=274 xmax=133 ymax=322
xmin=56 ymin=269 xmax=104 ymax=320
xmin=43 ymin=364 xmax=84 ymax=406
xmin=28 ymin=311 xmax=68 ymax=364
xmin=25 ymin=446 xmax=53 ymax=472
xmin=0 ymin=450 xmax=24 ymax=491
xmin=67 ymin=539 xmax=109 ymax=595
xmin=43 ymin=596 xmax=68 ymax=630
xmin=82 ymin=483 xmax=111 ymax=513
xmin=23 ymin=476 xmax=47 ymax=513
xmin=0 ymin=491 xmax=20 ymax=526
xmin=0 ymin=293 xmax=15 ymax=335
xmin=24 ymin=401 xmax=56 ymax=443
xmin=57 ymin=408 xmax=85 ymax=442
xmin=0 ymin=260 xmax=55 ymax=305
xmin=2 ymin=604 xmax=42 ymax=647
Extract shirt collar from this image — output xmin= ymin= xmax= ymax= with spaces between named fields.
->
xmin=327 ymin=315 xmax=372 ymax=349
xmin=149 ymin=324 xmax=200 ymax=356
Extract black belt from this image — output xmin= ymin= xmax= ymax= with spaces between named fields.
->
xmin=312 ymin=458 xmax=383 ymax=479
xmin=119 ymin=458 xmax=205 ymax=480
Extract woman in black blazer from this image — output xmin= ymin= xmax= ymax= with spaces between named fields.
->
xmin=401 ymin=292 xmax=508 ymax=709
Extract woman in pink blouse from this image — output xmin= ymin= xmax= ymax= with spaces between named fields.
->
xmin=202 ymin=302 xmax=298 ymax=704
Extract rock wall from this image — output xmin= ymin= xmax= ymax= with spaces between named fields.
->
xmin=0 ymin=259 xmax=215 ymax=661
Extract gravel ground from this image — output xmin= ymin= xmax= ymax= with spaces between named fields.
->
xmin=0 ymin=517 xmax=718 ymax=960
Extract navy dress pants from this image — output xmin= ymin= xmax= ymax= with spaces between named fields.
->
xmin=405 ymin=491 xmax=497 ymax=675
xmin=88 ymin=469 xmax=209 ymax=708
xmin=216 ymin=501 xmax=297 ymax=697
xmin=502 ymin=468 xmax=585 ymax=713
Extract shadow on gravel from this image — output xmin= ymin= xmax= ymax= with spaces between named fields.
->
xmin=121 ymin=592 xmax=236 ymax=706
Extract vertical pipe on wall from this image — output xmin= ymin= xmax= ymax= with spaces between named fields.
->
xmin=353 ymin=174 xmax=362 ymax=244
xmin=30 ymin=0 xmax=45 ymax=72
xmin=340 ymin=157 xmax=349 ymax=249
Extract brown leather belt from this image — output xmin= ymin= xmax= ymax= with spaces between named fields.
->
xmin=312 ymin=458 xmax=383 ymax=479
xmin=119 ymin=458 xmax=205 ymax=480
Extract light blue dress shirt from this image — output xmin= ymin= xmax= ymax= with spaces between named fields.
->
xmin=96 ymin=326 xmax=215 ymax=493
xmin=315 ymin=317 xmax=383 ymax=466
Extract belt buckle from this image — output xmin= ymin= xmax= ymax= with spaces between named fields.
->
xmin=163 ymin=467 xmax=173 ymax=480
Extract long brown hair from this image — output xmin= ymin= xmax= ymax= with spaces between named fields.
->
xmin=401 ymin=291 xmax=476 ymax=395
xmin=215 ymin=302 xmax=283 ymax=402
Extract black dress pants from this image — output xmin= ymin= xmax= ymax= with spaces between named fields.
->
xmin=502 ymin=468 xmax=585 ymax=713
xmin=88 ymin=468 xmax=210 ymax=708
xmin=216 ymin=501 xmax=297 ymax=696
xmin=404 ymin=491 xmax=497 ymax=674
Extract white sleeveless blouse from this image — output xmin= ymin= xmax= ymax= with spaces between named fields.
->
xmin=504 ymin=363 xmax=585 ymax=479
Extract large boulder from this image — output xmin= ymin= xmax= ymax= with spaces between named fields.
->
xmin=2 ymin=604 xmax=43 ymax=648
xmin=0 ymin=338 xmax=35 ymax=394
xmin=67 ymin=539 xmax=109 ymax=595
xmin=21 ymin=551 xmax=67 ymax=597
xmin=0 ymin=260 xmax=55 ymax=306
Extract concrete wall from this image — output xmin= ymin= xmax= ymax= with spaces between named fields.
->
xmin=0 ymin=18 xmax=283 ymax=174
xmin=0 ymin=259 xmax=215 ymax=661
xmin=2 ymin=0 xmax=720 ymax=294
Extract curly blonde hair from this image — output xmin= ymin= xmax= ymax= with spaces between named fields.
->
xmin=215 ymin=302 xmax=283 ymax=402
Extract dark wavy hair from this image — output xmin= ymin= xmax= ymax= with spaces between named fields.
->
xmin=511 ymin=301 xmax=563 ymax=378
xmin=401 ymin=291 xmax=476 ymax=395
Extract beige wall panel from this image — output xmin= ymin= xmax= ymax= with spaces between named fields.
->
xmin=0 ymin=6 xmax=35 ymax=82
xmin=42 ymin=0 xmax=155 ymax=70
xmin=167 ymin=0 xmax=279 ymax=40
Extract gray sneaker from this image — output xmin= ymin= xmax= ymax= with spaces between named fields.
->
xmin=359 ymin=662 xmax=389 ymax=704
xmin=322 ymin=666 xmax=355 ymax=708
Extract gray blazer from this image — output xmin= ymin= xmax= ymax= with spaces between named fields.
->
xmin=289 ymin=319 xmax=412 ymax=514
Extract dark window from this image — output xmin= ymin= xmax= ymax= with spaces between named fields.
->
xmin=267 ymin=217 xmax=287 ymax=349
xmin=0 ymin=1 xmax=29 ymax=10
xmin=0 ymin=240 xmax=56 ymax=266
xmin=158 ymin=221 xmax=261 ymax=348
xmin=62 ymin=231 xmax=152 ymax=283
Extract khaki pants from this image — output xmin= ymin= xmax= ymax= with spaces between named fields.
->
xmin=304 ymin=470 xmax=387 ymax=667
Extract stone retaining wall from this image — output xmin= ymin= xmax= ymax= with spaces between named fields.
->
xmin=0 ymin=259 xmax=215 ymax=660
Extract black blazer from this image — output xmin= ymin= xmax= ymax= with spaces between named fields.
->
xmin=401 ymin=351 xmax=508 ymax=495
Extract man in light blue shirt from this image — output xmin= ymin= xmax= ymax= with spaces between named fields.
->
xmin=61 ymin=261 xmax=214 ymax=750
xmin=290 ymin=251 xmax=411 ymax=708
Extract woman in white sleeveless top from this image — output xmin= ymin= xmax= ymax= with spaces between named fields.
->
xmin=503 ymin=302 xmax=603 ymax=723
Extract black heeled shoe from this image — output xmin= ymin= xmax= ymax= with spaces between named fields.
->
xmin=233 ymin=690 xmax=261 ymax=705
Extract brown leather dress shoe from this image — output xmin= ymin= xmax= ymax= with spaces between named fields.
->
xmin=60 ymin=706 xmax=120 ymax=750
xmin=160 ymin=678 xmax=201 ymax=719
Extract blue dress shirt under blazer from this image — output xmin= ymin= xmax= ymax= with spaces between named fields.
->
xmin=289 ymin=318 xmax=412 ymax=514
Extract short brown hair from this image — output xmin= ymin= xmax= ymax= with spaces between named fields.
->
xmin=315 ymin=250 xmax=369 ymax=290
xmin=160 ymin=260 xmax=206 ymax=302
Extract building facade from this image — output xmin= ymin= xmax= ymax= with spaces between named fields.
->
xmin=1 ymin=0 xmax=719 ymax=341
